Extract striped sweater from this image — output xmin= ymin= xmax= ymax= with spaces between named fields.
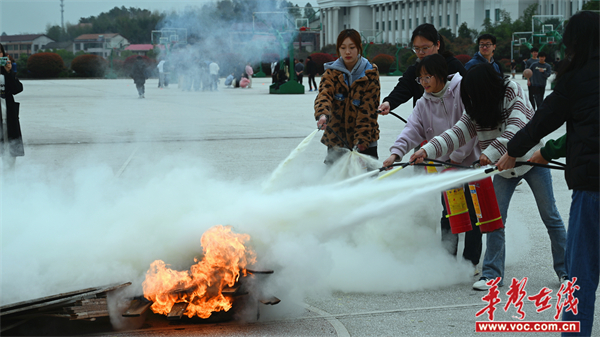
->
xmin=421 ymin=80 xmax=542 ymax=178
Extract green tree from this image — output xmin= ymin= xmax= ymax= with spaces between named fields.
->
xmin=583 ymin=0 xmax=600 ymax=11
xmin=304 ymin=3 xmax=318 ymax=22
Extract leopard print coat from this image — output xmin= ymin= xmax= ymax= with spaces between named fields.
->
xmin=314 ymin=64 xmax=380 ymax=149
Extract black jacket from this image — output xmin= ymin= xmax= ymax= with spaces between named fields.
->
xmin=305 ymin=60 xmax=317 ymax=76
xmin=382 ymin=54 xmax=466 ymax=110
xmin=0 ymin=67 xmax=24 ymax=157
xmin=507 ymin=54 xmax=599 ymax=191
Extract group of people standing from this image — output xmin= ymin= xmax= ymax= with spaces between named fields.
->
xmin=313 ymin=11 xmax=598 ymax=337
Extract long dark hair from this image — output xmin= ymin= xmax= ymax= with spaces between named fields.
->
xmin=410 ymin=23 xmax=453 ymax=58
xmin=556 ymin=11 xmax=599 ymax=81
xmin=460 ymin=64 xmax=510 ymax=128
xmin=415 ymin=54 xmax=448 ymax=84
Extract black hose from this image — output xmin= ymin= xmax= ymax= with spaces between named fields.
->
xmin=377 ymin=109 xmax=408 ymax=123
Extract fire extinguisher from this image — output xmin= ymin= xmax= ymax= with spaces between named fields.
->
xmin=468 ymin=177 xmax=504 ymax=233
xmin=441 ymin=168 xmax=473 ymax=234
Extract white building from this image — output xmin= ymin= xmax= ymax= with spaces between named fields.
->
xmin=316 ymin=0 xmax=589 ymax=46
xmin=73 ymin=33 xmax=130 ymax=58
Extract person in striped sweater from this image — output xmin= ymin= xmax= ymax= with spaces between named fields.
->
xmin=410 ymin=64 xmax=568 ymax=291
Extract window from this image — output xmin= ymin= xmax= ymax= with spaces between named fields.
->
xmin=447 ymin=14 xmax=450 ymax=26
xmin=389 ymin=21 xmax=392 ymax=30
xmin=395 ymin=20 xmax=398 ymax=30
xmin=376 ymin=7 xmax=379 ymax=12
xmin=395 ymin=4 xmax=398 ymax=10
xmin=431 ymin=16 xmax=434 ymax=23
xmin=382 ymin=22 xmax=385 ymax=31
xmin=343 ymin=7 xmax=346 ymax=15
xmin=343 ymin=24 xmax=347 ymax=29
xmin=495 ymin=8 xmax=500 ymax=21
xmin=439 ymin=16 xmax=442 ymax=26
xmin=416 ymin=18 xmax=419 ymax=26
xmin=402 ymin=19 xmax=405 ymax=29
xmin=382 ymin=6 xmax=385 ymax=11
xmin=388 ymin=5 xmax=391 ymax=11
xmin=456 ymin=13 xmax=459 ymax=24
xmin=376 ymin=22 xmax=379 ymax=30
xmin=485 ymin=9 xmax=490 ymax=20
xmin=551 ymin=4 xmax=554 ymax=15
xmin=402 ymin=4 xmax=405 ymax=9
xmin=5 ymin=44 xmax=13 ymax=50
xmin=409 ymin=19 xmax=412 ymax=29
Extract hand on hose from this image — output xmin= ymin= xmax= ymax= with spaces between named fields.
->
xmin=317 ymin=114 xmax=327 ymax=130
xmin=479 ymin=153 xmax=492 ymax=166
xmin=383 ymin=154 xmax=399 ymax=170
xmin=528 ymin=149 xmax=549 ymax=165
xmin=377 ymin=102 xmax=390 ymax=115
xmin=410 ymin=149 xmax=427 ymax=164
xmin=357 ymin=144 xmax=367 ymax=152
xmin=495 ymin=153 xmax=516 ymax=171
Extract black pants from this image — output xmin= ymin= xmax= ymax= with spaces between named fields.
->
xmin=297 ymin=74 xmax=303 ymax=84
xmin=530 ymin=86 xmax=545 ymax=110
xmin=308 ymin=75 xmax=317 ymax=90
xmin=440 ymin=184 xmax=482 ymax=266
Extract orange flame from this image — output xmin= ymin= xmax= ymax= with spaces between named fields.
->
xmin=142 ymin=225 xmax=256 ymax=318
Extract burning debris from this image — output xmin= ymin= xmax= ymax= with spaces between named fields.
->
xmin=132 ymin=225 xmax=279 ymax=321
xmin=1 ymin=226 xmax=278 ymax=334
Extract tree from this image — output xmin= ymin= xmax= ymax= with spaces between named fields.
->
xmin=438 ymin=28 xmax=455 ymax=41
xmin=458 ymin=22 xmax=477 ymax=42
xmin=46 ymin=25 xmax=66 ymax=42
xmin=304 ymin=3 xmax=318 ymax=22
xmin=583 ymin=1 xmax=600 ymax=10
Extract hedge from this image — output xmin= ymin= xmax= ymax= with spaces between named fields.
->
xmin=71 ymin=54 xmax=107 ymax=77
xmin=371 ymin=54 xmax=395 ymax=74
xmin=309 ymin=52 xmax=337 ymax=75
xmin=26 ymin=52 xmax=64 ymax=78
xmin=454 ymin=54 xmax=471 ymax=65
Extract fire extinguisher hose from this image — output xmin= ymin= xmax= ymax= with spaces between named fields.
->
xmin=476 ymin=216 xmax=503 ymax=226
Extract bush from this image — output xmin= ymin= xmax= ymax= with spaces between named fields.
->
xmin=454 ymin=54 xmax=472 ymax=65
xmin=16 ymin=54 xmax=29 ymax=78
xmin=71 ymin=54 xmax=107 ymax=77
xmin=310 ymin=52 xmax=337 ymax=75
xmin=371 ymin=54 xmax=395 ymax=74
xmin=26 ymin=52 xmax=65 ymax=78
xmin=400 ymin=54 xmax=418 ymax=73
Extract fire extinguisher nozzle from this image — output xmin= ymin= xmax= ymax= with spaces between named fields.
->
xmin=485 ymin=167 xmax=498 ymax=174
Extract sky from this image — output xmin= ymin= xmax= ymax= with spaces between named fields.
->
xmin=0 ymin=0 xmax=318 ymax=36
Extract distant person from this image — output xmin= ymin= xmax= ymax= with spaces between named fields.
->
xmin=245 ymin=63 xmax=253 ymax=88
xmin=527 ymin=51 xmax=552 ymax=110
xmin=315 ymin=29 xmax=380 ymax=165
xmin=0 ymin=43 xmax=24 ymax=169
xmin=510 ymin=59 xmax=517 ymax=78
xmin=209 ymin=61 xmax=220 ymax=91
xmin=305 ymin=56 xmax=318 ymax=91
xmin=525 ymin=47 xmax=539 ymax=108
xmin=295 ymin=58 xmax=304 ymax=84
xmin=130 ymin=56 xmax=148 ymax=98
xmin=224 ymin=72 xmax=234 ymax=87
xmin=156 ymin=59 xmax=166 ymax=88
xmin=465 ymin=33 xmax=502 ymax=74
xmin=495 ymin=12 xmax=599 ymax=336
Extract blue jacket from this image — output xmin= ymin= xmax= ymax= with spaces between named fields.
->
xmin=465 ymin=52 xmax=502 ymax=74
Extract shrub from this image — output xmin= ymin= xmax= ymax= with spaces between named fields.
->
xmin=371 ymin=54 xmax=395 ymax=74
xmin=71 ymin=54 xmax=107 ymax=77
xmin=454 ymin=54 xmax=472 ymax=65
xmin=400 ymin=53 xmax=418 ymax=73
xmin=310 ymin=52 xmax=337 ymax=75
xmin=16 ymin=54 xmax=29 ymax=78
xmin=26 ymin=52 xmax=64 ymax=78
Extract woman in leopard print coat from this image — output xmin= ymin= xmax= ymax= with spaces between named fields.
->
xmin=314 ymin=29 xmax=380 ymax=164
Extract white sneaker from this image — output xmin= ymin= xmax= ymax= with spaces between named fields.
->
xmin=473 ymin=278 xmax=493 ymax=291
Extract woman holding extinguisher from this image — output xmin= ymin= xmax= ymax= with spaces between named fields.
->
xmin=410 ymin=63 xmax=568 ymax=291
xmin=382 ymin=53 xmax=482 ymax=273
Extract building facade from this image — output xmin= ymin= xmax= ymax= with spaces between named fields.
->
xmin=316 ymin=0 xmax=589 ymax=46
xmin=72 ymin=33 xmax=129 ymax=58
xmin=0 ymin=35 xmax=55 ymax=59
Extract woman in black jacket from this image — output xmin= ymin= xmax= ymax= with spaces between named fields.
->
xmin=377 ymin=23 xmax=466 ymax=113
xmin=0 ymin=43 xmax=24 ymax=168
xmin=497 ymin=11 xmax=599 ymax=337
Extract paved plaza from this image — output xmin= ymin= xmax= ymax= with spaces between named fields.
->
xmin=1 ymin=74 xmax=595 ymax=336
